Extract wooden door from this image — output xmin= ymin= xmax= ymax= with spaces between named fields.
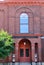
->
xmin=19 ymin=42 xmax=31 ymax=62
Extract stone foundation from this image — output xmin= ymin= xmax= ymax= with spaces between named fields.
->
xmin=0 ymin=62 xmax=43 ymax=65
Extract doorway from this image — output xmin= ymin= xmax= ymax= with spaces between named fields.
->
xmin=18 ymin=39 xmax=31 ymax=62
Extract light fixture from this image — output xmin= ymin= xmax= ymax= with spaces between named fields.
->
xmin=35 ymin=53 xmax=37 ymax=62
xmin=24 ymin=42 xmax=26 ymax=45
xmin=12 ymin=58 xmax=15 ymax=62
xmin=13 ymin=54 xmax=15 ymax=57
xmin=35 ymin=53 xmax=37 ymax=58
xmin=12 ymin=54 xmax=15 ymax=62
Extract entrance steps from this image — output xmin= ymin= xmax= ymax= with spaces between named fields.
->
xmin=15 ymin=62 xmax=42 ymax=65
xmin=19 ymin=62 xmax=31 ymax=65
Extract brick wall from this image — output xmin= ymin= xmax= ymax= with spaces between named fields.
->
xmin=0 ymin=4 xmax=44 ymax=34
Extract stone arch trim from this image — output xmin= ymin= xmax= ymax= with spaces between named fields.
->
xmin=15 ymin=7 xmax=33 ymax=17
xmin=19 ymin=38 xmax=31 ymax=43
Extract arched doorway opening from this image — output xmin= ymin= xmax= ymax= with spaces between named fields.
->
xmin=18 ymin=39 xmax=32 ymax=62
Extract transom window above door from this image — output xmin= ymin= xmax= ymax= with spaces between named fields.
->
xmin=20 ymin=13 xmax=28 ymax=33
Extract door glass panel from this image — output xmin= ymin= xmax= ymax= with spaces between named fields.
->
xmin=20 ymin=49 xmax=24 ymax=57
xmin=26 ymin=49 xmax=29 ymax=57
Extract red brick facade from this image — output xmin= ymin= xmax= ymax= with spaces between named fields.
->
xmin=0 ymin=0 xmax=44 ymax=62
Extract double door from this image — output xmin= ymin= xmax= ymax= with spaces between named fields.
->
xmin=19 ymin=43 xmax=31 ymax=62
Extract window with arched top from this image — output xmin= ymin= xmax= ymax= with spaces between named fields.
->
xmin=20 ymin=13 xmax=28 ymax=33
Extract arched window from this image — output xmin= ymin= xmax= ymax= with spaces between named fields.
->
xmin=20 ymin=13 xmax=28 ymax=33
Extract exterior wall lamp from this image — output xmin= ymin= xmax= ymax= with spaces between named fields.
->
xmin=35 ymin=53 xmax=37 ymax=65
xmin=24 ymin=42 xmax=26 ymax=45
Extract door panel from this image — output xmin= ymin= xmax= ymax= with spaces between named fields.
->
xmin=20 ymin=49 xmax=24 ymax=57
xmin=25 ymin=49 xmax=29 ymax=57
xmin=19 ymin=42 xmax=31 ymax=62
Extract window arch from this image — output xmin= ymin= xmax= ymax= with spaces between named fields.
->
xmin=20 ymin=13 xmax=28 ymax=33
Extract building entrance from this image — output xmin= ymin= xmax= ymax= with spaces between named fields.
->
xmin=19 ymin=39 xmax=31 ymax=62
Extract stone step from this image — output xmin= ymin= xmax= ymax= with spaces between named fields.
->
xmin=0 ymin=62 xmax=42 ymax=65
xmin=19 ymin=62 xmax=31 ymax=65
xmin=15 ymin=62 xmax=42 ymax=65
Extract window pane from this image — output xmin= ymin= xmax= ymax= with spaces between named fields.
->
xmin=20 ymin=18 xmax=28 ymax=24
xmin=20 ymin=13 xmax=28 ymax=24
xmin=20 ymin=49 xmax=24 ymax=57
xmin=26 ymin=49 xmax=29 ymax=57
xmin=20 ymin=25 xmax=28 ymax=33
xmin=20 ymin=13 xmax=28 ymax=18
